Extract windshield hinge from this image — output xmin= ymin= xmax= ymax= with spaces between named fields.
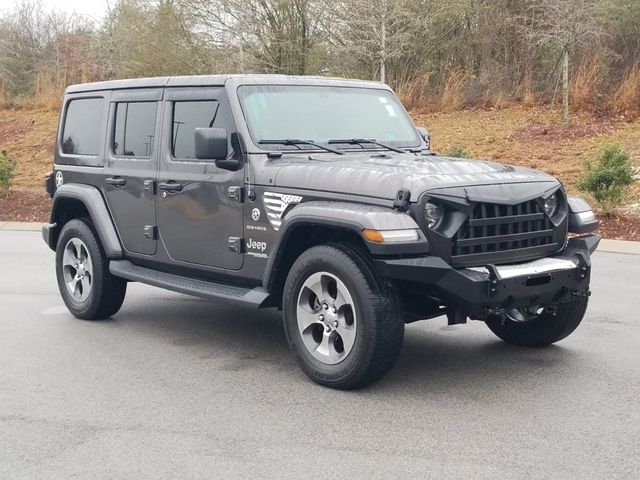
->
xmin=393 ymin=189 xmax=411 ymax=211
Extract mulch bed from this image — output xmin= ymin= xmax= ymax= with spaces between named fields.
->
xmin=1 ymin=188 xmax=639 ymax=242
xmin=596 ymin=212 xmax=640 ymax=241
xmin=0 ymin=189 xmax=51 ymax=222
xmin=510 ymin=120 xmax=617 ymax=143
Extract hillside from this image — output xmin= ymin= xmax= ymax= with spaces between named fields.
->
xmin=1 ymin=104 xmax=638 ymax=238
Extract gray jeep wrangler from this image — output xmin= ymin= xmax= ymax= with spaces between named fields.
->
xmin=43 ymin=75 xmax=600 ymax=389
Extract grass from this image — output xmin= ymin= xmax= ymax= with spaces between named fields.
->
xmin=412 ymin=105 xmax=640 ymax=203
xmin=0 ymin=103 xmax=638 ymax=204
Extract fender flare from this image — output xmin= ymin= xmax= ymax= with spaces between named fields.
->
xmin=44 ymin=184 xmax=123 ymax=258
xmin=262 ymin=201 xmax=427 ymax=290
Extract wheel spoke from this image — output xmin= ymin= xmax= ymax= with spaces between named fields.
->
xmin=296 ymin=270 xmax=357 ymax=365
xmin=296 ymin=306 xmax=321 ymax=331
xmin=336 ymin=324 xmax=356 ymax=354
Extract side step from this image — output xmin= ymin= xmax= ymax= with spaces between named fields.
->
xmin=109 ymin=260 xmax=272 ymax=308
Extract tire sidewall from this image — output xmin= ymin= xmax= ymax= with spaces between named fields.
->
xmin=283 ymin=246 xmax=383 ymax=385
xmin=55 ymin=219 xmax=106 ymax=318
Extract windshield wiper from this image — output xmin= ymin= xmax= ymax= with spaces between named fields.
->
xmin=327 ymin=138 xmax=405 ymax=154
xmin=259 ymin=139 xmax=344 ymax=155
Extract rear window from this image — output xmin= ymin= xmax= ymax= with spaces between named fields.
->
xmin=172 ymin=101 xmax=219 ymax=158
xmin=61 ymin=98 xmax=104 ymax=155
xmin=113 ymin=102 xmax=157 ymax=157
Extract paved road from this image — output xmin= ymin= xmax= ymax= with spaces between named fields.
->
xmin=1 ymin=230 xmax=638 ymax=479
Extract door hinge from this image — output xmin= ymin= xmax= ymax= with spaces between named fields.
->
xmin=143 ymin=179 xmax=156 ymax=195
xmin=228 ymin=236 xmax=243 ymax=253
xmin=144 ymin=225 xmax=157 ymax=240
xmin=228 ymin=186 xmax=244 ymax=202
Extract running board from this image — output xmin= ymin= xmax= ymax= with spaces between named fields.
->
xmin=109 ymin=260 xmax=272 ymax=308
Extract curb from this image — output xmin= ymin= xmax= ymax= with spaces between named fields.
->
xmin=0 ymin=222 xmax=42 ymax=231
xmin=1 ymin=222 xmax=639 ymax=255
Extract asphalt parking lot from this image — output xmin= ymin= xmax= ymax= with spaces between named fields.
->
xmin=1 ymin=230 xmax=639 ymax=479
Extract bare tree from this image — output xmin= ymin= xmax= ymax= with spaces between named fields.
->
xmin=522 ymin=0 xmax=603 ymax=124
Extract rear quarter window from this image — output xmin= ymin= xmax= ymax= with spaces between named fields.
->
xmin=61 ymin=97 xmax=105 ymax=156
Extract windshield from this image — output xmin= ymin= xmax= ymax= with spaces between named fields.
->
xmin=238 ymin=85 xmax=421 ymax=150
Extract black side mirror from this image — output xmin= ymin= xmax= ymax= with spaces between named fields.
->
xmin=417 ymin=126 xmax=431 ymax=149
xmin=194 ymin=127 xmax=228 ymax=160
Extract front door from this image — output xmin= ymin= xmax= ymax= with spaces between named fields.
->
xmin=156 ymin=87 xmax=244 ymax=270
xmin=103 ymin=88 xmax=162 ymax=256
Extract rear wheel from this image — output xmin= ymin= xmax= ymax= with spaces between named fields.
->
xmin=283 ymin=244 xmax=404 ymax=389
xmin=56 ymin=218 xmax=127 ymax=320
xmin=485 ymin=296 xmax=588 ymax=347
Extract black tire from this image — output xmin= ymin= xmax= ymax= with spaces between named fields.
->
xmin=282 ymin=243 xmax=404 ymax=389
xmin=56 ymin=218 xmax=127 ymax=320
xmin=485 ymin=296 xmax=588 ymax=347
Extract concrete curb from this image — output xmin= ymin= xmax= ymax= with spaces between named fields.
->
xmin=0 ymin=222 xmax=42 ymax=231
xmin=1 ymin=222 xmax=639 ymax=255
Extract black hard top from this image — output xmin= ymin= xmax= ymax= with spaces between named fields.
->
xmin=65 ymin=74 xmax=386 ymax=94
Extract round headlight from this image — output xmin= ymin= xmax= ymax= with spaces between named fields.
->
xmin=424 ymin=202 xmax=443 ymax=228
xmin=544 ymin=193 xmax=558 ymax=217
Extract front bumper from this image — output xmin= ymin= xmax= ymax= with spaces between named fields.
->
xmin=375 ymin=235 xmax=600 ymax=318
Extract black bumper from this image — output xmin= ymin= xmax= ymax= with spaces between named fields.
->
xmin=42 ymin=222 xmax=57 ymax=251
xmin=375 ymin=235 xmax=600 ymax=317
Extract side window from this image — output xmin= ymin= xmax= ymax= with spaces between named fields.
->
xmin=172 ymin=101 xmax=219 ymax=159
xmin=113 ymin=102 xmax=157 ymax=157
xmin=61 ymin=97 xmax=104 ymax=155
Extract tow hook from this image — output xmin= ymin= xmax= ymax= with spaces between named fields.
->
xmin=572 ymin=289 xmax=591 ymax=298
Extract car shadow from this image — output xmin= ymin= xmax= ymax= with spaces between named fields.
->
xmin=115 ymin=289 xmax=584 ymax=396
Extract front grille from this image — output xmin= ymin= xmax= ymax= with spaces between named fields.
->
xmin=452 ymin=199 xmax=558 ymax=261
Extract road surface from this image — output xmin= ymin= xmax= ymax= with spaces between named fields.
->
xmin=1 ymin=230 xmax=638 ymax=479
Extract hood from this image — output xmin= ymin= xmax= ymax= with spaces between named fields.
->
xmin=270 ymin=152 xmax=559 ymax=201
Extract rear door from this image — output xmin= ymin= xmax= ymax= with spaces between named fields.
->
xmin=102 ymin=88 xmax=162 ymax=256
xmin=156 ymin=87 xmax=244 ymax=270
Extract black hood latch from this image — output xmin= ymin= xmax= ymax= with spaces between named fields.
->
xmin=393 ymin=189 xmax=411 ymax=211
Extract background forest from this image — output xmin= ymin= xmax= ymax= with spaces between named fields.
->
xmin=0 ymin=0 xmax=639 ymax=118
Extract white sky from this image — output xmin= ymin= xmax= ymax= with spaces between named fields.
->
xmin=3 ymin=0 xmax=110 ymax=22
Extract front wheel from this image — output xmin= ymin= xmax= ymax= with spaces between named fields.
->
xmin=485 ymin=296 xmax=589 ymax=347
xmin=282 ymin=244 xmax=404 ymax=389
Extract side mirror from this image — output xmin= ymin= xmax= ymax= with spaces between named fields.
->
xmin=194 ymin=127 xmax=228 ymax=160
xmin=417 ymin=126 xmax=431 ymax=149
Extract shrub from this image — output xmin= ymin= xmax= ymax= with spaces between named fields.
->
xmin=577 ymin=145 xmax=635 ymax=214
xmin=0 ymin=150 xmax=17 ymax=197
xmin=446 ymin=145 xmax=470 ymax=158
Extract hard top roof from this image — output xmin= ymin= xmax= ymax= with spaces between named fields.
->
xmin=65 ymin=74 xmax=387 ymax=94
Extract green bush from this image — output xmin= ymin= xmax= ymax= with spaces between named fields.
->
xmin=0 ymin=150 xmax=17 ymax=197
xmin=446 ymin=145 xmax=470 ymax=158
xmin=577 ymin=145 xmax=635 ymax=213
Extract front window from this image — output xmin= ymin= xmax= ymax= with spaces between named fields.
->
xmin=238 ymin=85 xmax=420 ymax=150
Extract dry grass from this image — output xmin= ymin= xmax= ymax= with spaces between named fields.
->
xmin=0 ymin=104 xmax=638 ymax=206
xmin=411 ymin=105 xmax=640 ymax=202
xmin=570 ymin=59 xmax=603 ymax=113
xmin=612 ymin=63 xmax=640 ymax=121
xmin=440 ymin=68 xmax=467 ymax=112
xmin=0 ymin=107 xmax=58 ymax=189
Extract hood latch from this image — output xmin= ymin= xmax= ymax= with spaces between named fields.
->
xmin=393 ymin=189 xmax=411 ymax=211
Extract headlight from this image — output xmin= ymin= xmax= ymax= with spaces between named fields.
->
xmin=424 ymin=201 xmax=443 ymax=228
xmin=544 ymin=193 xmax=558 ymax=217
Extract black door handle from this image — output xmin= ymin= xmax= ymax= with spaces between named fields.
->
xmin=105 ymin=176 xmax=126 ymax=186
xmin=158 ymin=181 xmax=183 ymax=193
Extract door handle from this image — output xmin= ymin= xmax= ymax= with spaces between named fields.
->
xmin=105 ymin=176 xmax=126 ymax=187
xmin=158 ymin=181 xmax=183 ymax=193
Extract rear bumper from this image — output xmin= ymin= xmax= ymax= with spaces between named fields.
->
xmin=375 ymin=235 xmax=600 ymax=318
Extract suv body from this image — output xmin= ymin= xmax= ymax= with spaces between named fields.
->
xmin=43 ymin=75 xmax=600 ymax=388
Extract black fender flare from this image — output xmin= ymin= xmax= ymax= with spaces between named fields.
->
xmin=262 ymin=201 xmax=427 ymax=290
xmin=43 ymin=184 xmax=123 ymax=258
